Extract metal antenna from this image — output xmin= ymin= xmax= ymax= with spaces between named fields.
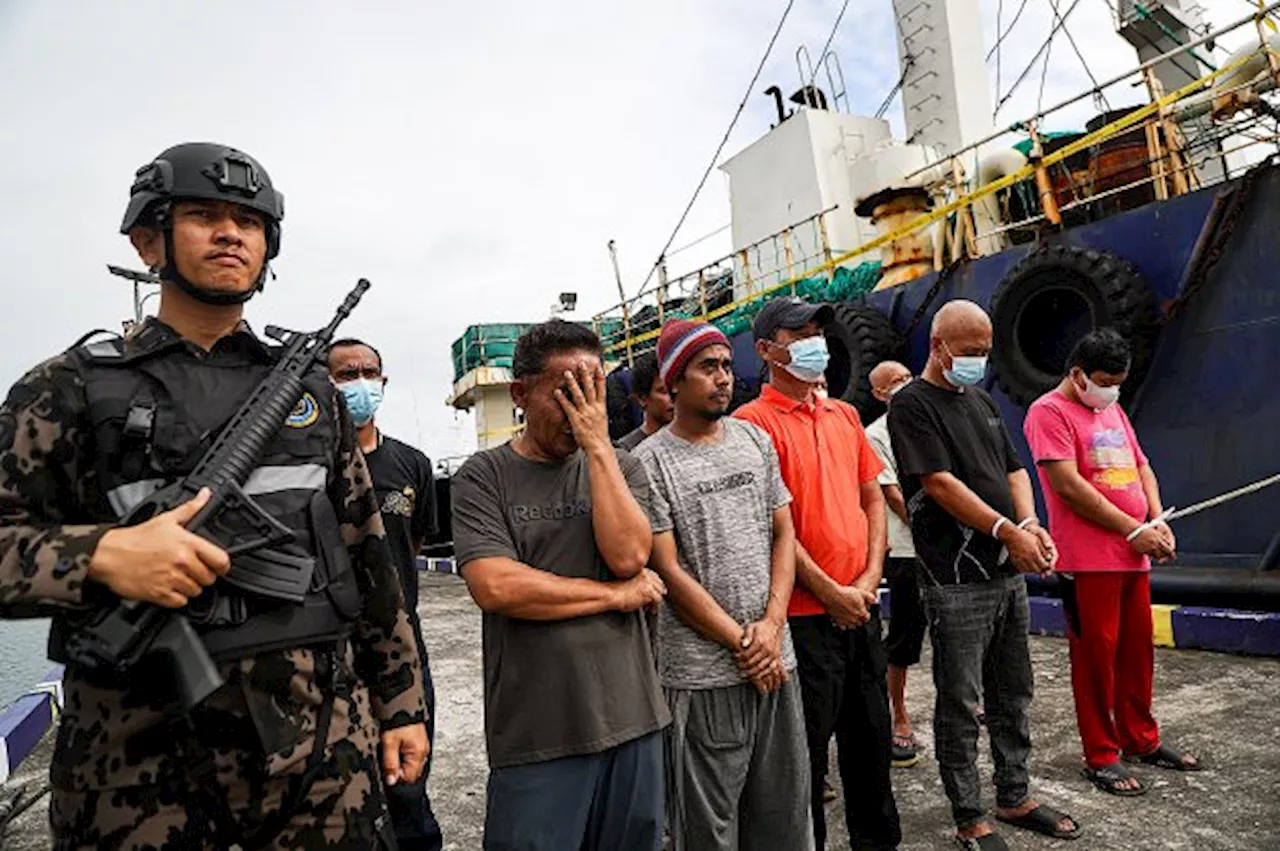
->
xmin=107 ymin=264 xmax=161 ymax=326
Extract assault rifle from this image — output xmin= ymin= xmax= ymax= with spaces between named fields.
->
xmin=62 ymin=279 xmax=371 ymax=708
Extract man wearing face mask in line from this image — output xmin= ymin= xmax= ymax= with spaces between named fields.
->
xmin=734 ymin=297 xmax=901 ymax=851
xmin=888 ymin=300 xmax=1081 ymax=850
xmin=328 ymin=339 xmax=445 ymax=851
xmin=1023 ymin=329 xmax=1199 ymax=799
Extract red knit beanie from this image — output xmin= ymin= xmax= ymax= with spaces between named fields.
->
xmin=656 ymin=319 xmax=731 ymax=390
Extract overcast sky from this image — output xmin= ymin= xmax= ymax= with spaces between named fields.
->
xmin=0 ymin=0 xmax=1252 ymax=462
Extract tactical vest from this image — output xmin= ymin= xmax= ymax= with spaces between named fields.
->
xmin=47 ymin=323 xmax=363 ymax=672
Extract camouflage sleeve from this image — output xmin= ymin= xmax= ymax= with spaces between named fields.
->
xmin=328 ymin=387 xmax=427 ymax=729
xmin=0 ymin=353 xmax=112 ymax=612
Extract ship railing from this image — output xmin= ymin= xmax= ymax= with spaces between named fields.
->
xmin=450 ymin=324 xmax=530 ymax=385
xmin=595 ymin=2 xmax=1280 ymax=360
xmin=591 ymin=207 xmax=842 ymax=364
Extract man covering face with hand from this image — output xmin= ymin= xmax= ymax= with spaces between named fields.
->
xmin=451 ymin=320 xmax=670 ymax=851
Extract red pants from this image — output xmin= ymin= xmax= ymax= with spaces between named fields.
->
xmin=1060 ymin=571 xmax=1161 ymax=769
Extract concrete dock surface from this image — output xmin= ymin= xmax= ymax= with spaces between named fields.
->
xmin=3 ymin=572 xmax=1278 ymax=849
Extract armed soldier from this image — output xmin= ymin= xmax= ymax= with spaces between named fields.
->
xmin=0 ymin=142 xmax=428 ymax=849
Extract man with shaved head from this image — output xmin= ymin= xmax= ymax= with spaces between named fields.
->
xmin=888 ymin=300 xmax=1082 ymax=849
xmin=865 ymin=361 xmax=925 ymax=770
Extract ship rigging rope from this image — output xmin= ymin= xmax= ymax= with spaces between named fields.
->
xmin=807 ymin=0 xmax=852 ymax=89
xmin=991 ymin=0 xmax=1034 ymax=111
xmin=1037 ymin=8 xmax=1058 ymax=112
xmin=988 ymin=0 xmax=1033 ymax=62
xmin=630 ymin=0 xmax=797 ymax=301
xmin=667 ymin=222 xmax=733 ymax=258
xmin=1048 ymin=0 xmax=1111 ymax=111
xmin=876 ymin=55 xmax=915 ymax=119
xmin=995 ymin=0 xmax=1086 ymax=117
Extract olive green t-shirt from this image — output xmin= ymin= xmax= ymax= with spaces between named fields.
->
xmin=451 ymin=444 xmax=670 ymax=768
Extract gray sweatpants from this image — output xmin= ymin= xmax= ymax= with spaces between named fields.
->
xmin=664 ymin=679 xmax=814 ymax=851
xmin=924 ymin=574 xmax=1034 ymax=829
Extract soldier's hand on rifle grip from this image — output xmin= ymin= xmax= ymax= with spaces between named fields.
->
xmin=88 ymin=488 xmax=232 ymax=608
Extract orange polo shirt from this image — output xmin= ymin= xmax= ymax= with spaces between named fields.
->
xmin=734 ymin=384 xmax=884 ymax=617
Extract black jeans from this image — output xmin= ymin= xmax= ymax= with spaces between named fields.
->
xmin=790 ymin=609 xmax=902 ymax=850
xmin=923 ymin=575 xmax=1033 ymax=830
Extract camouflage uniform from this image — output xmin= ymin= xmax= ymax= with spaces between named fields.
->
xmin=0 ymin=321 xmax=427 ymax=850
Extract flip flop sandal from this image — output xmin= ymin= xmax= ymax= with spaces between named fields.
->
xmin=955 ymin=833 xmax=1010 ymax=850
xmin=996 ymin=803 xmax=1083 ymax=840
xmin=891 ymin=736 xmax=920 ymax=768
xmin=1083 ymin=762 xmax=1148 ymax=797
xmin=1125 ymin=743 xmax=1203 ymax=771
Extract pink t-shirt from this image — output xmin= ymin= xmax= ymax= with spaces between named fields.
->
xmin=1023 ymin=390 xmax=1150 ymax=572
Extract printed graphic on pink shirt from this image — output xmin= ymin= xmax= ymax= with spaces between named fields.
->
xmin=1088 ymin=428 xmax=1140 ymax=492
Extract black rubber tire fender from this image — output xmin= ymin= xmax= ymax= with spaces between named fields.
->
xmin=989 ymin=244 xmax=1159 ymax=407
xmin=826 ymin=303 xmax=905 ymax=422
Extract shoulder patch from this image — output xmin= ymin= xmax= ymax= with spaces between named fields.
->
xmin=79 ymin=337 xmax=125 ymax=361
xmin=286 ymin=392 xmax=321 ymax=428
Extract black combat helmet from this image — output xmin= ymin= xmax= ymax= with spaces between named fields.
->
xmin=121 ymin=142 xmax=285 ymax=304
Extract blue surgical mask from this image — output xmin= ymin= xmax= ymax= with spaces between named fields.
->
xmin=782 ymin=335 xmax=830 ymax=384
xmin=942 ymin=343 xmax=987 ymax=387
xmin=339 ymin=378 xmax=384 ymax=426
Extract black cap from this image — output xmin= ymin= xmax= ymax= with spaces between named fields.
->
xmin=752 ymin=296 xmax=835 ymax=340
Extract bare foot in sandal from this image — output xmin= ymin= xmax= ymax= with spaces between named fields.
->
xmin=1084 ymin=762 xmax=1147 ymax=796
xmin=1127 ymin=742 xmax=1202 ymax=771
xmin=995 ymin=798 xmax=1082 ymax=839
xmin=957 ymin=819 xmax=1000 ymax=845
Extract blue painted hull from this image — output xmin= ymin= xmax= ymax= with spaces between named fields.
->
xmin=727 ymin=167 xmax=1280 ymax=570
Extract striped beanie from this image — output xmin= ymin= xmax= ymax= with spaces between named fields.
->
xmin=657 ymin=319 xmax=731 ymax=390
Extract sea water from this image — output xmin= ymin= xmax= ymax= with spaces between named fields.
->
xmin=0 ymin=619 xmax=52 ymax=711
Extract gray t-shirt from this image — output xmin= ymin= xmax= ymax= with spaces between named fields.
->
xmin=634 ymin=419 xmax=797 ymax=690
xmin=615 ymin=425 xmax=658 ymax=452
xmin=451 ymin=444 xmax=670 ymax=768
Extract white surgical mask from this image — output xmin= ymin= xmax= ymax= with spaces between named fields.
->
xmin=1077 ymin=374 xmax=1120 ymax=410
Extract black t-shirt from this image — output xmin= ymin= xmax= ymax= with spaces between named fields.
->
xmin=888 ymin=380 xmax=1022 ymax=586
xmin=365 ymin=433 xmax=436 ymax=612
